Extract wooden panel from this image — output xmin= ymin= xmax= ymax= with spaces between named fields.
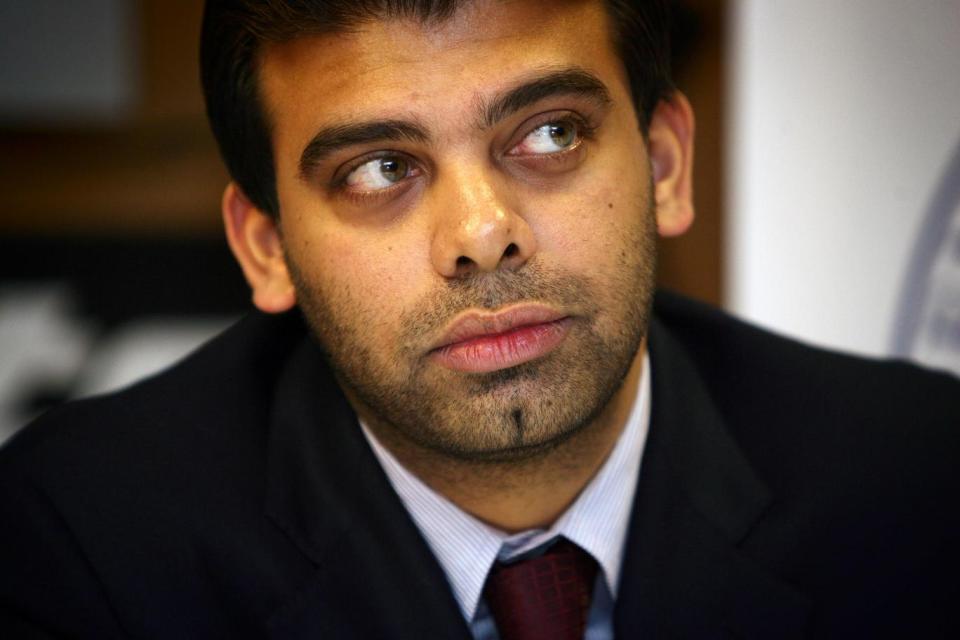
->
xmin=0 ymin=123 xmax=226 ymax=234
xmin=138 ymin=0 xmax=209 ymax=123
xmin=0 ymin=0 xmax=225 ymax=234
xmin=657 ymin=0 xmax=727 ymax=305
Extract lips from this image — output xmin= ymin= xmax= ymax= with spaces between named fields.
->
xmin=429 ymin=304 xmax=572 ymax=373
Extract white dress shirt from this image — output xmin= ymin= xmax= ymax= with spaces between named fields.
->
xmin=360 ymin=353 xmax=651 ymax=639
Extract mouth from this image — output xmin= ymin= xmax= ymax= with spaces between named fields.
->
xmin=428 ymin=304 xmax=573 ymax=374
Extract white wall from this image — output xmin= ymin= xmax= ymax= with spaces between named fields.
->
xmin=727 ymin=0 xmax=960 ymax=360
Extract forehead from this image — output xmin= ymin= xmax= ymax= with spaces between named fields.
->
xmin=257 ymin=0 xmax=627 ymax=135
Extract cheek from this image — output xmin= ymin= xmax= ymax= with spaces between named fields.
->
xmin=288 ymin=225 xmax=431 ymax=332
xmin=527 ymin=181 xmax=649 ymax=275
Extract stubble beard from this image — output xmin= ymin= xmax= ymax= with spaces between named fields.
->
xmin=287 ymin=204 xmax=657 ymax=463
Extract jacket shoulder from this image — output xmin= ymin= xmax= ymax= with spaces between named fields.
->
xmin=651 ymin=290 xmax=960 ymax=493
xmin=653 ymin=290 xmax=960 ymax=421
xmin=0 ymin=311 xmax=309 ymax=635
xmin=1 ymin=310 xmax=305 ymax=469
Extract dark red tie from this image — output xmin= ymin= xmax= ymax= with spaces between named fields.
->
xmin=483 ymin=538 xmax=599 ymax=640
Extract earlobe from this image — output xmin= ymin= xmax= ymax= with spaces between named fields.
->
xmin=222 ymin=183 xmax=297 ymax=313
xmin=648 ymin=92 xmax=696 ymax=238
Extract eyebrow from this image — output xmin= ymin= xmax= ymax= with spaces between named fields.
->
xmin=479 ymin=68 xmax=612 ymax=128
xmin=299 ymin=120 xmax=428 ymax=178
xmin=297 ymin=67 xmax=612 ymax=178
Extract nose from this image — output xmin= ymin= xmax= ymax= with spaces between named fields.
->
xmin=429 ymin=169 xmax=537 ymax=279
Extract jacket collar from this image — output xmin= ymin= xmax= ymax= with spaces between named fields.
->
xmin=614 ymin=317 xmax=810 ymax=638
xmin=263 ymin=337 xmax=473 ymax=640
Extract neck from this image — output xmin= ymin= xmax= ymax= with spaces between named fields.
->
xmin=358 ymin=344 xmax=646 ymax=533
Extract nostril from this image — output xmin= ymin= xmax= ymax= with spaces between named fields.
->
xmin=503 ymin=243 xmax=519 ymax=258
xmin=456 ymin=256 xmax=472 ymax=268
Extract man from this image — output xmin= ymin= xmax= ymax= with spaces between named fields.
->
xmin=1 ymin=1 xmax=958 ymax=638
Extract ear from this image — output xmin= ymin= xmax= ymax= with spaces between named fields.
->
xmin=222 ymin=182 xmax=296 ymax=313
xmin=647 ymin=91 xmax=695 ymax=237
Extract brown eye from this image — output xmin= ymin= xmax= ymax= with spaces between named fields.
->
xmin=346 ymin=155 xmax=412 ymax=190
xmin=378 ymin=157 xmax=408 ymax=182
xmin=512 ymin=120 xmax=581 ymax=155
xmin=548 ymin=123 xmax=576 ymax=148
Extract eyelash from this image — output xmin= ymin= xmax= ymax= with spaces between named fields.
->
xmin=330 ymin=110 xmax=599 ymax=202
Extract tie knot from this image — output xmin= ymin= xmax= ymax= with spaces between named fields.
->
xmin=483 ymin=538 xmax=599 ymax=640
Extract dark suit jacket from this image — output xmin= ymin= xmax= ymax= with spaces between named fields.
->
xmin=1 ymin=292 xmax=958 ymax=639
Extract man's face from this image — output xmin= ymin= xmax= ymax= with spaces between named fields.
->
xmin=257 ymin=0 xmax=660 ymax=460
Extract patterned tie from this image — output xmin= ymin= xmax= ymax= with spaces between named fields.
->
xmin=483 ymin=538 xmax=599 ymax=640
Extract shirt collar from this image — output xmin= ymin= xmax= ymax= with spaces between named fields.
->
xmin=361 ymin=353 xmax=651 ymax=622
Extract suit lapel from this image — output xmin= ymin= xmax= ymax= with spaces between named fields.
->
xmin=263 ymin=338 xmax=473 ymax=640
xmin=257 ymin=311 xmax=811 ymax=638
xmin=615 ymin=318 xmax=811 ymax=638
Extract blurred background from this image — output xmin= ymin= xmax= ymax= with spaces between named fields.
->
xmin=1 ymin=0 xmax=958 ymax=443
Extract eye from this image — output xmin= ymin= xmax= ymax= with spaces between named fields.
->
xmin=344 ymin=155 xmax=414 ymax=191
xmin=512 ymin=120 xmax=580 ymax=156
